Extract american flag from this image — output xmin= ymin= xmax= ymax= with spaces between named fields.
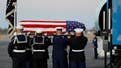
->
xmin=20 ymin=20 xmax=86 ymax=35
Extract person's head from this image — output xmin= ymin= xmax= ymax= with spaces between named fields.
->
xmin=15 ymin=25 xmax=23 ymax=34
xmin=56 ymin=27 xmax=63 ymax=35
xmin=27 ymin=32 xmax=35 ymax=38
xmin=93 ymin=33 xmax=97 ymax=38
xmin=74 ymin=28 xmax=83 ymax=37
xmin=35 ymin=29 xmax=43 ymax=36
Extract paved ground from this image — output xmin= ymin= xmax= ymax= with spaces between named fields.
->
xmin=0 ymin=37 xmax=104 ymax=68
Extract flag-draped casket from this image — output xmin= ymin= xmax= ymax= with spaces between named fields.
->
xmin=20 ymin=20 xmax=86 ymax=35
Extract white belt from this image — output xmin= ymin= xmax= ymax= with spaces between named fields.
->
xmin=33 ymin=50 xmax=45 ymax=52
xmin=13 ymin=49 xmax=26 ymax=53
xmin=72 ymin=49 xmax=84 ymax=52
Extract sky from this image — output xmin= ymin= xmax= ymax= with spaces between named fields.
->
xmin=0 ymin=0 xmax=106 ymax=29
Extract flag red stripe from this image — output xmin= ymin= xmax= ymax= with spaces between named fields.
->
xmin=24 ymin=30 xmax=57 ymax=32
xmin=21 ymin=24 xmax=66 ymax=28
xmin=20 ymin=22 xmax=66 ymax=25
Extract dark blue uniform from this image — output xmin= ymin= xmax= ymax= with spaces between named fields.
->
xmin=32 ymin=36 xmax=50 ymax=68
xmin=52 ymin=35 xmax=68 ymax=68
xmin=92 ymin=37 xmax=98 ymax=59
xmin=69 ymin=36 xmax=87 ymax=68
xmin=8 ymin=34 xmax=28 ymax=68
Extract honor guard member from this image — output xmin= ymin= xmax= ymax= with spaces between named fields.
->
xmin=26 ymin=32 xmax=35 ymax=68
xmin=8 ymin=25 xmax=28 ymax=68
xmin=92 ymin=33 xmax=98 ymax=59
xmin=52 ymin=27 xmax=68 ymax=68
xmin=69 ymin=28 xmax=88 ymax=68
xmin=32 ymin=29 xmax=50 ymax=68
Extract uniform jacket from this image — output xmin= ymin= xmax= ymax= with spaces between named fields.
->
xmin=8 ymin=34 xmax=28 ymax=58
xmin=92 ymin=37 xmax=98 ymax=48
xmin=69 ymin=35 xmax=88 ymax=61
xmin=32 ymin=36 xmax=51 ymax=59
xmin=52 ymin=35 xmax=68 ymax=58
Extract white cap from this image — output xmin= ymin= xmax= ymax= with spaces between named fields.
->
xmin=16 ymin=25 xmax=23 ymax=29
xmin=27 ymin=32 xmax=30 ymax=35
xmin=36 ymin=29 xmax=43 ymax=33
xmin=74 ymin=28 xmax=83 ymax=33
xmin=56 ymin=27 xmax=63 ymax=30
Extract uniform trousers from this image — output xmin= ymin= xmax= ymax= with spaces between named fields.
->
xmin=52 ymin=56 xmax=68 ymax=68
xmin=69 ymin=61 xmax=86 ymax=68
xmin=32 ymin=58 xmax=48 ymax=68
xmin=12 ymin=53 xmax=26 ymax=68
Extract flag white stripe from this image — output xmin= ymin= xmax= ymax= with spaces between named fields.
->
xmin=23 ymin=28 xmax=66 ymax=32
